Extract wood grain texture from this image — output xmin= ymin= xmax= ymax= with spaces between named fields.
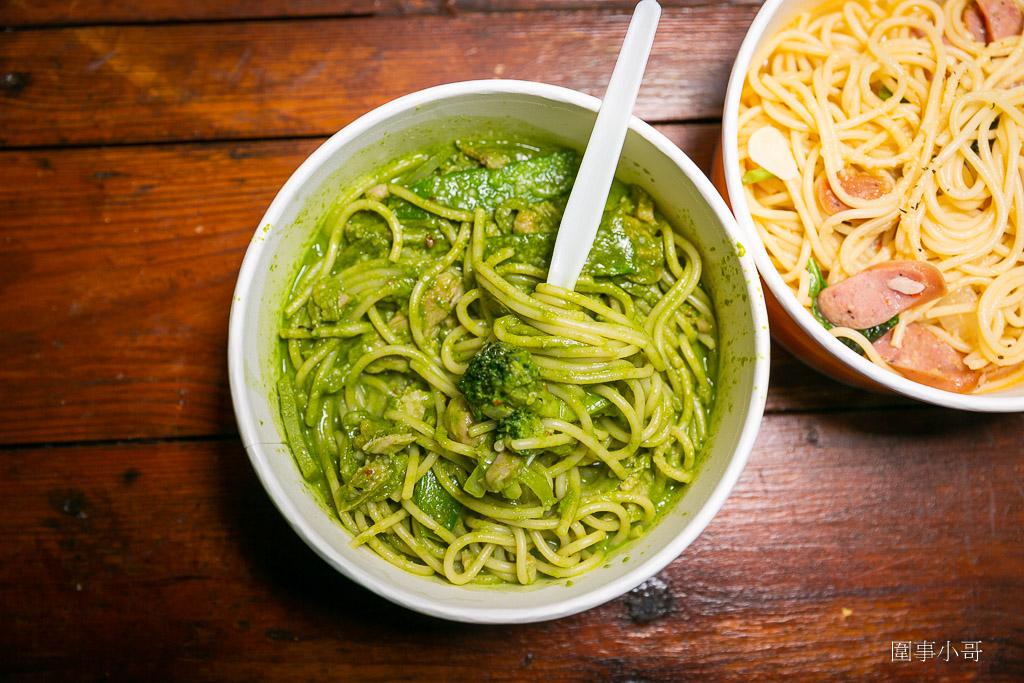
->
xmin=2 ymin=0 xmax=765 ymax=28
xmin=2 ymin=411 xmax=1021 ymax=681
xmin=0 ymin=6 xmax=759 ymax=148
xmin=0 ymin=127 xmax=906 ymax=446
xmin=0 ymin=139 xmax=318 ymax=444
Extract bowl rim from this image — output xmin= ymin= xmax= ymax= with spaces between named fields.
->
xmin=721 ymin=0 xmax=1024 ymax=413
xmin=228 ymin=79 xmax=772 ymax=622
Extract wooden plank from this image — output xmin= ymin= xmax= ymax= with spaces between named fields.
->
xmin=3 ymin=0 xmax=765 ymax=28
xmin=0 ymin=6 xmax=759 ymax=147
xmin=0 ymin=128 xmax=912 ymax=446
xmin=1 ymin=0 xmax=424 ymax=26
xmin=1 ymin=411 xmax=1021 ymax=679
xmin=0 ymin=138 xmax=319 ymax=444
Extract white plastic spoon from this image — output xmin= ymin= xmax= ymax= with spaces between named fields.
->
xmin=546 ymin=0 xmax=662 ymax=291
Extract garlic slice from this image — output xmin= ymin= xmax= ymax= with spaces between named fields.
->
xmin=887 ymin=276 xmax=926 ymax=295
xmin=747 ymin=126 xmax=799 ymax=181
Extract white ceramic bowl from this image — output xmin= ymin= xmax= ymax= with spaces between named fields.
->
xmin=720 ymin=0 xmax=1024 ymax=412
xmin=229 ymin=80 xmax=770 ymax=623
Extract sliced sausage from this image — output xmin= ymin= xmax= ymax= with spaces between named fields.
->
xmin=816 ymin=176 xmax=849 ymax=215
xmin=816 ymin=172 xmax=893 ymax=216
xmin=964 ymin=3 xmax=990 ymax=42
xmin=816 ymin=260 xmax=947 ymax=329
xmin=873 ymin=324 xmax=982 ymax=393
xmin=977 ymin=0 xmax=1023 ymax=41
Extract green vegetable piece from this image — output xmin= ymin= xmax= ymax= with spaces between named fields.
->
xmin=459 ymin=341 xmax=542 ymax=420
xmin=604 ymin=208 xmax=662 ymax=284
xmin=586 ymin=214 xmax=641 ymax=276
xmin=742 ymin=167 xmax=775 ymax=185
xmin=533 ymin=389 xmax=609 ymax=421
xmin=483 ymin=217 xmax=639 ymax=276
xmin=463 ymin=463 xmax=488 ymax=498
xmin=495 ymin=408 xmax=546 ymax=458
xmin=394 ymin=145 xmax=458 ymax=187
xmin=389 ymin=453 xmax=409 ymax=497
xmin=533 ymin=392 xmax=573 ymax=421
xmin=484 ymin=232 xmax=552 ymax=269
xmin=806 ymin=256 xmax=832 ymax=330
xmin=877 ymin=85 xmax=909 ymax=104
xmin=402 ymin=150 xmax=579 ymax=213
xmin=322 ymin=367 xmax=346 ymax=394
xmin=557 ymin=486 xmax=579 ymax=520
xmin=331 ymin=236 xmax=391 ymax=272
xmin=855 ymin=316 xmax=899 ymax=344
xmin=518 ymin=462 xmax=556 ymax=508
xmin=277 ymin=376 xmax=319 ymax=480
xmin=335 ymin=429 xmax=359 ymax=483
xmin=414 ymin=469 xmax=462 ymax=530
xmin=501 ymin=480 xmax=523 ymax=500
xmin=481 ymin=176 xmax=658 ymax=280
xmin=344 ymin=211 xmax=389 ymax=242
xmin=581 ymin=390 xmax=611 ymax=415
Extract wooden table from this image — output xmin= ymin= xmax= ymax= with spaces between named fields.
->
xmin=2 ymin=1 xmax=1022 ymax=680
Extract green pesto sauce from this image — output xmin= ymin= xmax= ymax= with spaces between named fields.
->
xmin=275 ymin=137 xmax=719 ymax=587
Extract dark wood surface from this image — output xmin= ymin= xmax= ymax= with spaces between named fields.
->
xmin=1 ymin=1 xmax=1021 ymax=680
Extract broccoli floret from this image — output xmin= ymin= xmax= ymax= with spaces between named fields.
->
xmin=494 ymin=408 xmax=546 ymax=458
xmin=458 ymin=341 xmax=542 ymax=419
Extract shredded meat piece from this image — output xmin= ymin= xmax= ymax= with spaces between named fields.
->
xmin=485 ymin=452 xmax=522 ymax=490
xmin=422 ymin=270 xmax=464 ymax=330
xmin=365 ymin=184 xmax=389 ymax=201
xmin=444 ymin=397 xmax=477 ymax=446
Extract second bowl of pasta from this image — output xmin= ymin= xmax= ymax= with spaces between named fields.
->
xmin=230 ymin=80 xmax=769 ymax=623
xmin=719 ymin=0 xmax=1024 ymax=411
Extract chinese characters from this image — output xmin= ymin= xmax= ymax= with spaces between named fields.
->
xmin=891 ymin=641 xmax=982 ymax=662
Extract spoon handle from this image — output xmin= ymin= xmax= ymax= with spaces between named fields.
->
xmin=547 ymin=0 xmax=661 ymax=291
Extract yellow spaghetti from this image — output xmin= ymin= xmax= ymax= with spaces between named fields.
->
xmin=276 ymin=139 xmax=717 ymax=585
xmin=738 ymin=0 xmax=1024 ymax=391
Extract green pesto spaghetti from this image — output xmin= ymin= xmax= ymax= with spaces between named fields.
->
xmin=277 ymin=139 xmax=717 ymax=586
